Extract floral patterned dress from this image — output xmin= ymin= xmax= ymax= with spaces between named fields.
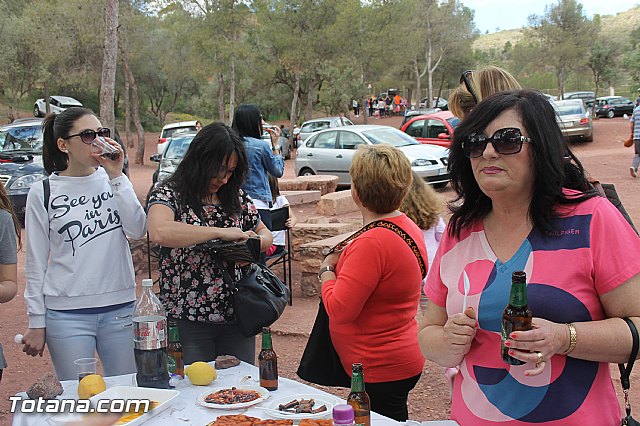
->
xmin=148 ymin=184 xmax=259 ymax=323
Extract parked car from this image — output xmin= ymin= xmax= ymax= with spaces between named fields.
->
xmin=150 ymin=131 xmax=197 ymax=184
xmin=563 ymin=91 xmax=595 ymax=108
xmin=552 ymin=100 xmax=593 ymax=142
xmin=419 ymin=97 xmax=448 ymax=110
xmin=157 ymin=120 xmax=200 ymax=154
xmin=0 ymin=119 xmax=129 ymax=224
xmin=297 ymin=117 xmax=354 ymax=145
xmin=295 ymin=125 xmax=449 ymax=188
xmin=400 ymin=111 xmax=460 ymax=148
xmin=33 ymin=96 xmax=83 ymax=117
xmin=542 ymin=93 xmax=558 ymax=102
xmin=594 ymin=96 xmax=635 ymax=118
xmin=401 ymin=108 xmax=442 ymax=126
xmin=262 ymin=123 xmax=291 ymax=159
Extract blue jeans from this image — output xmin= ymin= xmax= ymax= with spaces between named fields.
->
xmin=45 ymin=303 xmax=136 ymax=381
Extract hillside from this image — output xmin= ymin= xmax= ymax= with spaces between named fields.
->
xmin=473 ymin=5 xmax=640 ymax=52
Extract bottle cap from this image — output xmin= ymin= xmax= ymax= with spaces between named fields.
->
xmin=142 ymin=279 xmax=153 ymax=287
xmin=332 ymin=404 xmax=354 ymax=424
xmin=14 ymin=334 xmax=23 ymax=344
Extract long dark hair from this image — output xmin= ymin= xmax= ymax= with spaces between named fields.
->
xmin=0 ymin=185 xmax=20 ymax=250
xmin=448 ymin=89 xmax=596 ymax=237
xmin=231 ymin=104 xmax=262 ymax=139
xmin=42 ymin=107 xmax=95 ymax=174
xmin=162 ymin=123 xmax=247 ymax=218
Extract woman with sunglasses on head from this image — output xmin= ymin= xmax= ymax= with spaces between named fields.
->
xmin=147 ymin=123 xmax=272 ymax=365
xmin=419 ymin=90 xmax=640 ymax=425
xmin=20 ymin=107 xmax=147 ymax=380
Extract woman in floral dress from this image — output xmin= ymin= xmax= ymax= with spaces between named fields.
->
xmin=147 ymin=123 xmax=273 ymax=365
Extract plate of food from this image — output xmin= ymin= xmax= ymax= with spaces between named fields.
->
xmin=88 ymin=386 xmax=179 ymax=426
xmin=196 ymin=385 xmax=269 ymax=410
xmin=263 ymin=394 xmax=338 ymax=420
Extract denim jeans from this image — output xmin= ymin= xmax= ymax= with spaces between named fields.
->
xmin=176 ymin=319 xmax=256 ymax=366
xmin=45 ymin=303 xmax=136 ymax=381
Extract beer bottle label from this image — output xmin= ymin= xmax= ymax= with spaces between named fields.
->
xmin=133 ymin=315 xmax=167 ymax=350
xmin=167 ymin=355 xmax=177 ymax=374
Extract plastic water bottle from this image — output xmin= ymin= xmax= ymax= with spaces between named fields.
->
xmin=14 ymin=334 xmax=23 ymax=344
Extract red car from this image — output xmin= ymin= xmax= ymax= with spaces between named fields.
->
xmin=400 ymin=111 xmax=460 ymax=148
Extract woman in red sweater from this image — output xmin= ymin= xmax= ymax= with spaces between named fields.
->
xmin=319 ymin=144 xmax=427 ymax=422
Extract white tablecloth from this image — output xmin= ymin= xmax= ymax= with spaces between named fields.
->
xmin=12 ymin=361 xmax=412 ymax=425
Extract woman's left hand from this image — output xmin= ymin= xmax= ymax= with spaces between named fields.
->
xmin=322 ymin=252 xmax=340 ymax=269
xmin=91 ymin=137 xmax=124 ymax=180
xmin=503 ymin=317 xmax=568 ymax=376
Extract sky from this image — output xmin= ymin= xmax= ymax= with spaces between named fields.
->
xmin=462 ymin=0 xmax=639 ymax=34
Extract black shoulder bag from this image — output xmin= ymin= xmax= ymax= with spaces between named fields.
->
xmin=621 ymin=318 xmax=640 ymax=426
xmin=296 ymin=220 xmax=426 ymax=387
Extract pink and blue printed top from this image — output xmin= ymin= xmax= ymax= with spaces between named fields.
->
xmin=425 ymin=192 xmax=640 ymax=425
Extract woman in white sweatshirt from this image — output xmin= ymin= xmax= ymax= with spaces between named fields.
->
xmin=20 ymin=108 xmax=147 ymax=380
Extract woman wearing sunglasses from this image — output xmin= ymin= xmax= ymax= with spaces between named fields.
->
xmin=419 ymin=90 xmax=640 ymax=425
xmin=20 ymin=107 xmax=147 ymax=380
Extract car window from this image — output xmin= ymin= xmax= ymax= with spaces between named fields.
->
xmin=341 ymin=118 xmax=354 ymax=126
xmin=555 ymin=104 xmax=583 ymax=115
xmin=338 ymin=131 xmax=365 ymax=150
xmin=362 ymin=128 xmax=417 ymax=147
xmin=426 ymin=119 xmax=448 ymax=139
xmin=50 ymin=98 xmax=60 ymax=107
xmin=164 ymin=126 xmax=196 ymax=138
xmin=310 ymin=131 xmax=338 ymax=149
xmin=405 ymin=120 xmax=425 ymax=138
xmin=164 ymin=135 xmax=195 ymax=159
xmin=0 ymin=125 xmax=43 ymax=152
xmin=447 ymin=117 xmax=461 ymax=128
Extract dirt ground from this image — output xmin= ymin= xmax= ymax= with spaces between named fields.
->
xmin=1 ymin=113 xmax=640 ymax=424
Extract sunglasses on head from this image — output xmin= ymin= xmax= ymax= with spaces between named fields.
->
xmin=64 ymin=128 xmax=111 ymax=144
xmin=462 ymin=127 xmax=531 ymax=158
xmin=459 ymin=70 xmax=479 ymax=104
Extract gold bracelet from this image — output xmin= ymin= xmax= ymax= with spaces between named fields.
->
xmin=563 ymin=323 xmax=577 ymax=355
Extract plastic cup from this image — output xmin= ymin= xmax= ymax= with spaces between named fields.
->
xmin=92 ymin=136 xmax=120 ymax=160
xmin=74 ymin=357 xmax=98 ymax=381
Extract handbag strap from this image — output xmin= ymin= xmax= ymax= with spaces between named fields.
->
xmin=326 ymin=219 xmax=427 ymax=279
xmin=619 ymin=318 xmax=639 ymax=420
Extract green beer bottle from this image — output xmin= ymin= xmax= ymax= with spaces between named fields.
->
xmin=501 ymin=271 xmax=533 ymax=365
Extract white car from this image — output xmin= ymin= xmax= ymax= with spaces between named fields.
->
xmin=157 ymin=120 xmax=200 ymax=154
xmin=295 ymin=125 xmax=449 ymax=188
xmin=33 ymin=96 xmax=83 ymax=117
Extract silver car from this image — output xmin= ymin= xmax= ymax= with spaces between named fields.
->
xmin=552 ymin=99 xmax=593 ymax=142
xmin=295 ymin=125 xmax=449 ymax=188
xmin=297 ymin=116 xmax=354 ymax=145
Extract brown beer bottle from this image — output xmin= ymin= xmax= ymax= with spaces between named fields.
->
xmin=258 ymin=327 xmax=278 ymax=391
xmin=167 ymin=319 xmax=184 ymax=378
xmin=347 ymin=363 xmax=371 ymax=426
xmin=501 ymin=271 xmax=533 ymax=365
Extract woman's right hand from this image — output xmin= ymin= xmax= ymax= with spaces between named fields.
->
xmin=22 ymin=328 xmax=46 ymax=357
xmin=219 ymin=227 xmax=250 ymax=242
xmin=442 ymin=307 xmax=477 ymax=360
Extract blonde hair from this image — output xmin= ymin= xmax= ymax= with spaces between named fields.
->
xmin=350 ymin=144 xmax=412 ymax=214
xmin=400 ymin=171 xmax=442 ymax=230
xmin=449 ymin=65 xmax=521 ymax=119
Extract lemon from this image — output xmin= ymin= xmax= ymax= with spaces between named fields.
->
xmin=185 ymin=361 xmax=216 ymax=386
xmin=77 ymin=374 xmax=106 ymax=399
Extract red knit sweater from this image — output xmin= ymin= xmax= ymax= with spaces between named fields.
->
xmin=322 ymin=214 xmax=427 ymax=383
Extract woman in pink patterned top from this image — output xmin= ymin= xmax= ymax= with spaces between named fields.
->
xmin=419 ymin=90 xmax=640 ymax=425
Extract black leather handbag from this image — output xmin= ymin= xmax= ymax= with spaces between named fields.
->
xmin=225 ymin=263 xmax=290 ymax=337
xmin=620 ymin=318 xmax=640 ymax=426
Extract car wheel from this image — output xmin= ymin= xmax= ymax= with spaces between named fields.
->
xmin=607 ymin=109 xmax=615 ymax=119
xmin=298 ymin=167 xmax=315 ymax=177
xmin=33 ymin=105 xmax=41 ymax=117
xmin=584 ymin=134 xmax=593 ymax=142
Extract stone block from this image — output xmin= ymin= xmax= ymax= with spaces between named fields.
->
xmin=278 ymin=178 xmax=308 ymax=191
xmin=297 ymin=232 xmax=355 ymax=296
xmin=315 ymin=190 xmax=358 ymax=216
xmin=281 ymin=190 xmax=321 ymax=206
xmin=301 ymin=175 xmax=338 ymax=195
xmin=290 ymin=223 xmax=360 ymax=260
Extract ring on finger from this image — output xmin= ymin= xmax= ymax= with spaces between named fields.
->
xmin=535 ymin=351 xmax=544 ymax=367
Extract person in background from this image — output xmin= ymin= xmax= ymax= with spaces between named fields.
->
xmin=0 ymin=184 xmax=20 ymax=384
xmin=195 ymin=120 xmax=202 ymax=132
xmin=320 ymin=144 xmax=427 ymax=421
xmin=399 ymin=171 xmax=445 ymax=314
xmin=266 ymin=174 xmax=297 ymax=257
xmin=232 ymin=105 xmax=284 ymax=263
xmin=420 ymin=90 xmax=640 ymax=425
xmin=21 ymin=107 xmax=146 ymax=381
xmin=449 ymin=65 xmax=522 ymax=120
xmin=147 ymin=123 xmax=273 ymax=365
xmin=629 ymin=103 xmax=640 ymax=178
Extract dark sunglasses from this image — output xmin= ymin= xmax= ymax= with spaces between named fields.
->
xmin=459 ymin=70 xmax=478 ymax=104
xmin=462 ymin=127 xmax=531 ymax=158
xmin=63 ymin=128 xmax=111 ymax=144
